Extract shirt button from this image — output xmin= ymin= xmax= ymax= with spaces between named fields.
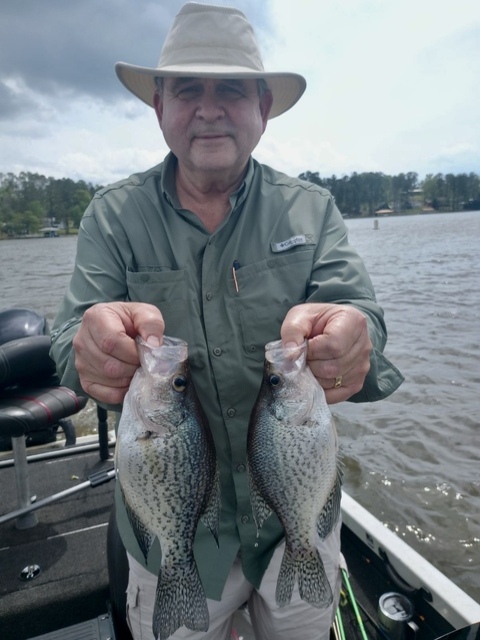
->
xmin=141 ymin=274 xmax=149 ymax=282
xmin=241 ymin=515 xmax=250 ymax=524
xmin=248 ymin=345 xmax=256 ymax=352
xmin=227 ymin=408 xmax=236 ymax=418
xmin=206 ymin=292 xmax=213 ymax=301
xmin=213 ymin=347 xmax=222 ymax=357
xmin=236 ymin=464 xmax=246 ymax=473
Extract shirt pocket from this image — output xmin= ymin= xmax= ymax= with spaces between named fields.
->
xmin=125 ymin=268 xmax=194 ymax=345
xmin=233 ymin=249 xmax=313 ymax=362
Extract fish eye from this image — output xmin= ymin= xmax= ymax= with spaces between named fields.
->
xmin=269 ymin=374 xmax=282 ymax=387
xmin=172 ymin=375 xmax=187 ymax=392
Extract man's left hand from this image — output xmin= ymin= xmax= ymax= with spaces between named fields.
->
xmin=280 ymin=303 xmax=372 ymax=404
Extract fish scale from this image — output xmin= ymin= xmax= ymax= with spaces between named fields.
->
xmin=116 ymin=336 xmax=220 ymax=640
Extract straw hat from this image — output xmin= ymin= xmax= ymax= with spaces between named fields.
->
xmin=115 ymin=2 xmax=306 ymax=119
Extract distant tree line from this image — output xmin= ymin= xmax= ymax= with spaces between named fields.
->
xmin=298 ymin=170 xmax=480 ymax=216
xmin=0 ymin=172 xmax=101 ymax=237
xmin=1 ymin=169 xmax=480 ymax=238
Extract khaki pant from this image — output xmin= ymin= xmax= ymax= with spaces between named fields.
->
xmin=126 ymin=521 xmax=342 ymax=640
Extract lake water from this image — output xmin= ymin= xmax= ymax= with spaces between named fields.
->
xmin=1 ymin=211 xmax=479 ymax=603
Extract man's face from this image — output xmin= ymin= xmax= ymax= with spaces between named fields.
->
xmin=154 ymin=77 xmax=272 ymax=182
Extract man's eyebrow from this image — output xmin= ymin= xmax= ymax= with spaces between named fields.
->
xmin=170 ymin=77 xmax=197 ymax=89
xmin=170 ymin=78 xmax=247 ymax=89
xmin=219 ymin=79 xmax=248 ymax=88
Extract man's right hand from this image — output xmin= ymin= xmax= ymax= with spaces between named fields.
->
xmin=72 ymin=302 xmax=165 ymax=405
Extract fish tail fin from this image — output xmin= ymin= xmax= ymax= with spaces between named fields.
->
xmin=276 ymin=546 xmax=333 ymax=609
xmin=275 ymin=545 xmax=297 ymax=607
xmin=152 ymin=560 xmax=209 ymax=640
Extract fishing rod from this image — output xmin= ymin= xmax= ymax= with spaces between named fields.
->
xmin=0 ymin=467 xmax=115 ymax=525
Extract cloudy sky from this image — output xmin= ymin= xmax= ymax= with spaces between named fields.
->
xmin=1 ymin=0 xmax=479 ymax=186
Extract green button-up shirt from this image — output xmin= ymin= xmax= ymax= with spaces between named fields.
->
xmin=50 ymin=152 xmax=403 ymax=599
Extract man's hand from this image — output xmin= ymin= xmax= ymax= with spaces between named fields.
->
xmin=281 ymin=303 xmax=372 ymax=404
xmin=72 ymin=302 xmax=165 ymax=405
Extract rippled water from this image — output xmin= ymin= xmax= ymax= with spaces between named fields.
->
xmin=336 ymin=211 xmax=480 ymax=603
xmin=1 ymin=211 xmax=479 ymax=602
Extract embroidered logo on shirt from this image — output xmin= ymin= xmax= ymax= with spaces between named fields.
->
xmin=271 ymin=234 xmax=314 ymax=253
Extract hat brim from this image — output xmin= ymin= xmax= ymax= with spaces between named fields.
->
xmin=115 ymin=62 xmax=306 ymax=119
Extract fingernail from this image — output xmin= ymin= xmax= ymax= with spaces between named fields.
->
xmin=146 ymin=335 xmax=161 ymax=347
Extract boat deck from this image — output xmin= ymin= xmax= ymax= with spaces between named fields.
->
xmin=0 ymin=444 xmax=115 ymax=640
xmin=0 ymin=438 xmax=469 ymax=640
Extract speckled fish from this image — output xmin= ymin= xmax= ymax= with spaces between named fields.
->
xmin=247 ymin=339 xmax=342 ymax=609
xmin=115 ymin=336 xmax=220 ymax=640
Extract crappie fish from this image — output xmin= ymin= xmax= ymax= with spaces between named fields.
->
xmin=116 ymin=336 xmax=220 ymax=640
xmin=247 ymin=339 xmax=342 ymax=609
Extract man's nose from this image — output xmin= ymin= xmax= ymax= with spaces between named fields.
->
xmin=195 ymin=90 xmax=225 ymax=120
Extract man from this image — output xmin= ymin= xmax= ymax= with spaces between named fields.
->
xmin=51 ymin=3 xmax=403 ymax=639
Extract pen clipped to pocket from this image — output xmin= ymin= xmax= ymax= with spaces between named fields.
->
xmin=232 ymin=260 xmax=240 ymax=293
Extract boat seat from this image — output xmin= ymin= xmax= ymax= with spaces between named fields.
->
xmin=0 ymin=335 xmax=88 ymax=529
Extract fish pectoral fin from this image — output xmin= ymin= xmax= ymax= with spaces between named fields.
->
xmin=316 ymin=463 xmax=343 ymax=541
xmin=200 ymin=463 xmax=221 ymax=546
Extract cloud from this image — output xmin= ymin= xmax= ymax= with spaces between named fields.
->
xmin=0 ymin=0 xmax=479 ymax=183
xmin=0 ymin=1 xmax=183 ymax=112
xmin=427 ymin=143 xmax=479 ymax=175
xmin=0 ymin=0 xmax=271 ymax=111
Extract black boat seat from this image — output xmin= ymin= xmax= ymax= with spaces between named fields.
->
xmin=0 ymin=385 xmax=87 ymax=438
xmin=0 ymin=334 xmax=88 ymax=529
xmin=0 ymin=334 xmax=56 ymax=389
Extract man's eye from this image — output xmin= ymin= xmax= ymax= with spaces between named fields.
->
xmin=176 ymin=86 xmax=201 ymax=99
xmin=218 ymin=85 xmax=243 ymax=97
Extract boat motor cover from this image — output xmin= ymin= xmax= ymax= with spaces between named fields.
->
xmin=0 ymin=335 xmax=57 ymax=390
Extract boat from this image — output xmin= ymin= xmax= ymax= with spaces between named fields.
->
xmin=1 ymin=308 xmax=479 ymax=640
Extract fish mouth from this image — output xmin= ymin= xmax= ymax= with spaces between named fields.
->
xmin=137 ymin=335 xmax=188 ymax=375
xmin=265 ymin=339 xmax=307 ymax=373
